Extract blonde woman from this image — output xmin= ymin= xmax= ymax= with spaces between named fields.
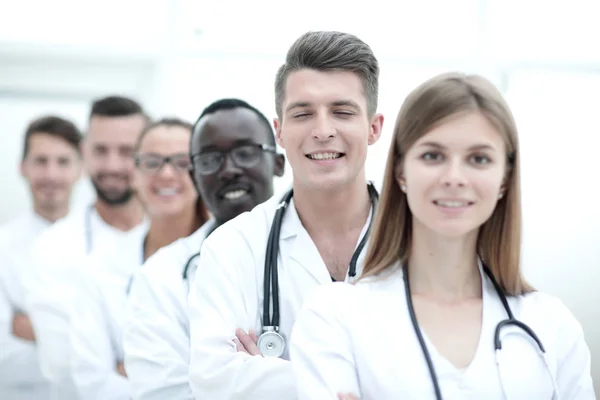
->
xmin=289 ymin=72 xmax=595 ymax=399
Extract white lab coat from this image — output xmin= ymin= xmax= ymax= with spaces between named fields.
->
xmin=188 ymin=194 xmax=373 ymax=400
xmin=67 ymin=234 xmax=146 ymax=400
xmin=290 ymin=262 xmax=596 ymax=400
xmin=0 ymin=211 xmax=51 ymax=399
xmin=23 ymin=204 xmax=148 ymax=399
xmin=123 ymin=220 xmax=214 ymax=400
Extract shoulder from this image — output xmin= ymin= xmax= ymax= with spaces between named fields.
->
xmin=140 ymin=230 xmax=202 ymax=281
xmin=512 ymin=290 xmax=586 ymax=357
xmin=516 ymin=291 xmax=582 ymax=332
xmin=34 ymin=211 xmax=82 ymax=250
xmin=301 ymin=281 xmax=361 ymax=319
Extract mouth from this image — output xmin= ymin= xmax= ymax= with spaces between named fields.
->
xmin=154 ymin=187 xmax=181 ymax=197
xmin=218 ymin=183 xmax=252 ymax=201
xmin=306 ymin=152 xmax=344 ymax=161
xmin=433 ymin=199 xmax=474 ymax=208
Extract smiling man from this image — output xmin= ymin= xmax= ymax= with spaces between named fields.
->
xmin=187 ymin=31 xmax=384 ymax=399
xmin=123 ymin=98 xmax=284 ymax=400
xmin=0 ymin=115 xmax=82 ymax=399
xmin=23 ymin=96 xmax=150 ymax=399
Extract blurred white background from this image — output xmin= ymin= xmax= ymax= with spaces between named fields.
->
xmin=1 ymin=0 xmax=599 ymax=392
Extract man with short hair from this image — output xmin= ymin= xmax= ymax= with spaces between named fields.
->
xmin=188 ymin=31 xmax=384 ymax=399
xmin=123 ymin=98 xmax=285 ymax=399
xmin=0 ymin=115 xmax=82 ymax=399
xmin=23 ymin=95 xmax=150 ymax=399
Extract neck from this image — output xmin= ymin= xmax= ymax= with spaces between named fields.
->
xmin=407 ymin=223 xmax=481 ymax=302
xmin=144 ymin=208 xmax=198 ymax=259
xmin=95 ymin=198 xmax=145 ymax=232
xmin=34 ymin=203 xmax=68 ymax=223
xmin=293 ymin=177 xmax=371 ymax=236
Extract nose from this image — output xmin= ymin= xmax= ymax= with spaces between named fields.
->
xmin=440 ymin=157 xmax=468 ymax=188
xmin=156 ymin=161 xmax=178 ymax=178
xmin=45 ymin=161 xmax=63 ymax=180
xmin=312 ymin=113 xmax=336 ymax=141
xmin=218 ymin=153 xmax=242 ymax=180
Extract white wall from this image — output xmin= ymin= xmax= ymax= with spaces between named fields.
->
xmin=1 ymin=0 xmax=598 ymax=391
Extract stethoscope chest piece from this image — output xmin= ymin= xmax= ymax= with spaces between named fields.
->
xmin=258 ymin=326 xmax=286 ymax=358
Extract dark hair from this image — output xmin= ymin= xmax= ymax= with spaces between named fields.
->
xmin=90 ymin=95 xmax=148 ymax=120
xmin=134 ymin=117 xmax=193 ymax=153
xmin=194 ymin=98 xmax=275 ymax=146
xmin=274 ymin=31 xmax=379 ymax=119
xmin=22 ymin=116 xmax=83 ymax=160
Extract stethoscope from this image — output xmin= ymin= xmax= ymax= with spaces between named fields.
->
xmin=257 ymin=182 xmax=379 ymax=358
xmin=181 ymin=222 xmax=217 ymax=293
xmin=125 ymin=223 xmax=217 ymax=296
xmin=403 ymin=262 xmax=559 ymax=400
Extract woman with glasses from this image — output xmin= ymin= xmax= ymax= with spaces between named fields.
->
xmin=66 ymin=118 xmax=210 ymax=400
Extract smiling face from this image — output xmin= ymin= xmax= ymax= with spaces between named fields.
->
xmin=274 ymin=69 xmax=383 ymax=192
xmin=83 ymin=114 xmax=147 ymax=205
xmin=21 ymin=133 xmax=81 ymax=214
xmin=134 ymin=125 xmax=197 ymax=218
xmin=191 ymin=107 xmax=284 ymax=225
xmin=399 ymin=111 xmax=507 ymax=239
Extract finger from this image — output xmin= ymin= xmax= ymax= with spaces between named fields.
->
xmin=237 ymin=330 xmax=262 ymax=356
xmin=233 ymin=338 xmax=246 ymax=353
xmin=248 ymin=329 xmax=259 ymax=343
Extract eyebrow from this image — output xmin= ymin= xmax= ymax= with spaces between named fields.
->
xmin=284 ymin=100 xmax=362 ymax=113
xmin=417 ymin=141 xmax=496 ymax=151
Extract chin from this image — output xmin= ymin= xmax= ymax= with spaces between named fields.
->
xmin=422 ymin=219 xmax=482 ymax=240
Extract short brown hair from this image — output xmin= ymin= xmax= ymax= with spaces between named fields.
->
xmin=22 ymin=116 xmax=82 ymax=160
xmin=360 ymin=72 xmax=534 ymax=296
xmin=274 ymin=31 xmax=379 ymax=119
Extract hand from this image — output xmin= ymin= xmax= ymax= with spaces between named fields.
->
xmin=233 ymin=328 xmax=263 ymax=356
xmin=337 ymin=393 xmax=359 ymax=400
xmin=116 ymin=362 xmax=127 ymax=377
xmin=12 ymin=312 xmax=36 ymax=342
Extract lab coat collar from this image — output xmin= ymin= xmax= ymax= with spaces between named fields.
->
xmin=281 ymin=197 xmax=374 ymax=283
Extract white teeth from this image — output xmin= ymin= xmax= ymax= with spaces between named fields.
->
xmin=157 ymin=188 xmax=179 ymax=196
xmin=435 ymin=200 xmax=469 ymax=208
xmin=224 ymin=189 xmax=247 ymax=200
xmin=308 ymin=152 xmax=342 ymax=160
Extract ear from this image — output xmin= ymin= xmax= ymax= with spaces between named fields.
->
xmin=394 ymin=161 xmax=406 ymax=192
xmin=368 ymin=113 xmax=384 ymax=146
xmin=274 ymin=118 xmax=284 ymax=149
xmin=273 ymin=153 xmax=285 ymax=177
xmin=19 ymin=160 xmax=26 ymax=179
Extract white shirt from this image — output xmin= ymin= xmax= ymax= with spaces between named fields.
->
xmin=23 ymin=204 xmax=148 ymax=399
xmin=290 ymin=263 xmax=596 ymax=400
xmin=123 ymin=220 xmax=215 ymax=400
xmin=67 ymin=233 xmax=146 ymax=400
xmin=0 ymin=211 xmax=51 ymax=400
xmin=188 ymin=195 xmax=373 ymax=400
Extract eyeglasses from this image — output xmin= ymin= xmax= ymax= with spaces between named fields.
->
xmin=191 ymin=143 xmax=276 ymax=175
xmin=135 ymin=153 xmax=192 ymax=174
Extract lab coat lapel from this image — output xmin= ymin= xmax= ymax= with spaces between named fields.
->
xmin=279 ymin=199 xmax=331 ymax=284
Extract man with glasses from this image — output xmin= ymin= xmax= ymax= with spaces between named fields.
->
xmin=66 ymin=118 xmax=210 ymax=399
xmin=123 ymin=98 xmax=285 ymax=400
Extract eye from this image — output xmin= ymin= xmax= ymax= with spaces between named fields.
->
xmin=293 ymin=113 xmax=310 ymax=118
xmin=333 ymin=110 xmax=354 ymax=117
xmin=421 ymin=152 xmax=444 ymax=162
xmin=470 ymin=154 xmax=491 ymax=165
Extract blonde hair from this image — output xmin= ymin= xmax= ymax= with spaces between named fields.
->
xmin=360 ymin=72 xmax=534 ymax=296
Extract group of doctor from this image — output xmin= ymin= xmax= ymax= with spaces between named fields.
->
xmin=0 ymin=30 xmax=595 ymax=400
